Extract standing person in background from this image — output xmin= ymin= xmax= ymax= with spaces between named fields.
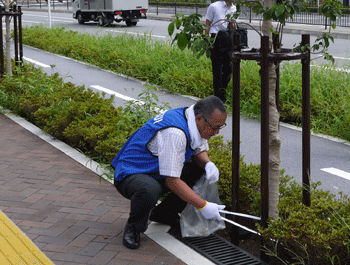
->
xmin=205 ymin=1 xmax=237 ymax=103
xmin=111 ymin=96 xmax=227 ymax=249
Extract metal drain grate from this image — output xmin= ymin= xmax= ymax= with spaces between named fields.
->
xmin=168 ymin=227 xmax=266 ymax=265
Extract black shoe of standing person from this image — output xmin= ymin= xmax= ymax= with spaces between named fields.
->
xmin=123 ymin=223 xmax=140 ymax=249
xmin=149 ymin=210 xmax=180 ymax=228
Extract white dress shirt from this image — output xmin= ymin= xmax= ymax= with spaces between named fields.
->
xmin=206 ymin=1 xmax=237 ymax=35
xmin=147 ymin=108 xmax=209 ymax=178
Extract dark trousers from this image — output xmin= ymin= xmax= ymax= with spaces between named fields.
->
xmin=210 ymin=34 xmax=232 ymax=103
xmin=114 ymin=162 xmax=205 ymax=233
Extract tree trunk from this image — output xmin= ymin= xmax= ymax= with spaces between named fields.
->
xmin=5 ymin=0 xmax=12 ymax=76
xmin=261 ymin=0 xmax=281 ymax=219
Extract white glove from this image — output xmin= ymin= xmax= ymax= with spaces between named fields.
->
xmin=199 ymin=201 xmax=225 ymax=221
xmin=205 ymin=162 xmax=219 ymax=184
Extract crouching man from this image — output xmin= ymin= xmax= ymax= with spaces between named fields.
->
xmin=111 ymin=96 xmax=227 ymax=249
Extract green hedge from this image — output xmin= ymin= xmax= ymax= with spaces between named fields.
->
xmin=0 ymin=65 xmax=144 ymax=163
xmin=21 ymin=25 xmax=350 ymax=143
xmin=1 ymin=63 xmax=349 ymax=264
xmin=261 ymin=181 xmax=350 ymax=264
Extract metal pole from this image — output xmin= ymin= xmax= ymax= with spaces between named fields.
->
xmin=301 ymin=34 xmax=311 ymax=207
xmin=48 ymin=0 xmax=52 ymax=28
xmin=13 ymin=5 xmax=19 ymax=67
xmin=249 ymin=7 xmax=252 ymax=23
xmin=19 ymin=6 xmax=23 ymax=65
xmin=231 ymin=33 xmax=241 ymax=246
xmin=260 ymin=35 xmax=270 ymax=263
xmin=0 ymin=11 xmax=4 ymax=76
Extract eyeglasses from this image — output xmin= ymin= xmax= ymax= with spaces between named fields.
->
xmin=202 ymin=115 xmax=227 ymax=131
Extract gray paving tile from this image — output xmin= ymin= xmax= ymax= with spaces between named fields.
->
xmin=0 ymin=113 xmax=191 ymax=265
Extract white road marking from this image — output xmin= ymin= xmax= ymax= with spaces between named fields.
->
xmin=333 ymin=56 xmax=350 ymax=61
xmin=21 ymin=20 xmax=42 ymax=24
xmin=91 ymin=85 xmax=164 ymax=113
xmin=22 ymin=19 xmax=75 ymax=23
xmin=23 ymin=56 xmax=50 ymax=68
xmin=91 ymin=85 xmax=142 ymax=102
xmin=321 ymin=168 xmax=350 ymax=181
xmin=312 ymin=65 xmax=350 ymax=74
xmin=335 ymin=67 xmax=350 ymax=73
xmin=24 ymin=14 xmax=71 ymax=19
xmin=49 ymin=19 xmax=76 ymax=23
xmin=107 ymin=29 xmax=166 ymax=39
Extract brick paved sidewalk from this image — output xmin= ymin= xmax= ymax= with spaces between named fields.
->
xmin=0 ymin=113 xmax=186 ymax=265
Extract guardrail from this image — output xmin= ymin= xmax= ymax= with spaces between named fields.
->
xmin=238 ymin=6 xmax=350 ymax=28
xmin=18 ymin=0 xmax=350 ymax=27
xmin=20 ymin=0 xmax=72 ymax=10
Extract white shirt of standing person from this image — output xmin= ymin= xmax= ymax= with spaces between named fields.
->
xmin=205 ymin=1 xmax=237 ymax=35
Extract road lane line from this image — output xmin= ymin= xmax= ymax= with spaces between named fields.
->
xmin=24 ymin=14 xmax=72 ymax=19
xmin=91 ymin=85 xmax=142 ymax=102
xmin=333 ymin=56 xmax=350 ymax=61
xmin=91 ymin=85 xmax=165 ymax=113
xmin=49 ymin=19 xmax=76 ymax=23
xmin=312 ymin=65 xmax=350 ymax=74
xmin=106 ymin=30 xmax=167 ymax=39
xmin=321 ymin=167 xmax=350 ymax=181
xmin=23 ymin=56 xmax=50 ymax=68
xmin=21 ymin=20 xmax=42 ymax=24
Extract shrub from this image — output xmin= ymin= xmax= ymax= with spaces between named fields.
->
xmin=260 ymin=181 xmax=350 ymax=265
xmin=0 ymin=63 xmax=144 ymax=163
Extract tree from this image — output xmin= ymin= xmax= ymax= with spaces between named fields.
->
xmin=4 ymin=0 xmax=12 ymax=76
xmin=168 ymin=0 xmax=342 ymax=220
xmin=260 ymin=0 xmax=281 ymax=219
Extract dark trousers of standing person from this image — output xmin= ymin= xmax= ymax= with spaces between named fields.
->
xmin=114 ymin=162 xmax=205 ymax=233
xmin=210 ymin=33 xmax=233 ymax=103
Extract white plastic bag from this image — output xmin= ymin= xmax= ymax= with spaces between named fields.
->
xmin=180 ymin=175 xmax=226 ymax=237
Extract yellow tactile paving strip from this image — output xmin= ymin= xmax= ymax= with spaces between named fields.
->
xmin=0 ymin=211 xmax=54 ymax=265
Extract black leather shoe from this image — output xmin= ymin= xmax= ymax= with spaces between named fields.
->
xmin=123 ymin=223 xmax=140 ymax=249
xmin=149 ymin=210 xmax=180 ymax=228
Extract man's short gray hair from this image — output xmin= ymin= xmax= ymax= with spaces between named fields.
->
xmin=193 ymin=96 xmax=226 ymax=118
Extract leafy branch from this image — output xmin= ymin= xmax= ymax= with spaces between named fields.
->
xmin=319 ymin=0 xmax=343 ymax=30
xmin=168 ymin=13 xmax=213 ymax=58
xmin=294 ymin=32 xmax=335 ymax=63
xmin=236 ymin=0 xmax=341 ymax=62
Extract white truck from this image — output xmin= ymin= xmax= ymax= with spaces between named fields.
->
xmin=73 ymin=0 xmax=148 ymax=26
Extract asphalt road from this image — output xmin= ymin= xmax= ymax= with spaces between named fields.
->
xmin=6 ymin=10 xmax=350 ymax=196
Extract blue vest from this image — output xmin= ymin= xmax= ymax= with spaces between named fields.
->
xmin=111 ymin=107 xmax=195 ymax=181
